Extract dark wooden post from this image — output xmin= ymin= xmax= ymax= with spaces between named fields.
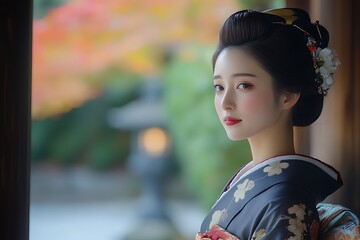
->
xmin=286 ymin=0 xmax=310 ymax=11
xmin=306 ymin=0 xmax=360 ymax=215
xmin=333 ymin=0 xmax=360 ymax=215
xmin=289 ymin=0 xmax=360 ymax=215
xmin=0 ymin=0 xmax=33 ymax=239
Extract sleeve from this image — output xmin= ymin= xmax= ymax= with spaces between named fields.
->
xmin=227 ymin=183 xmax=320 ymax=240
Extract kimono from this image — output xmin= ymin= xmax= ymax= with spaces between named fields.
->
xmin=199 ymin=154 xmax=343 ymax=240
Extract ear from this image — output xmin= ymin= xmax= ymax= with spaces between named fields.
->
xmin=279 ymin=91 xmax=300 ymax=110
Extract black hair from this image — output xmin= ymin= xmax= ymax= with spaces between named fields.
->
xmin=212 ymin=9 xmax=330 ymax=127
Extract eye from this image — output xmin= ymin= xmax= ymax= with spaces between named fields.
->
xmin=237 ymin=83 xmax=252 ymax=90
xmin=214 ymin=85 xmax=224 ymax=91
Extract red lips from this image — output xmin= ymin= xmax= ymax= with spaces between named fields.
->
xmin=224 ymin=116 xmax=241 ymax=126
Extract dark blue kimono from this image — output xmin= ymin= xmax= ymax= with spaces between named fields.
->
xmin=200 ymin=155 xmax=342 ymax=239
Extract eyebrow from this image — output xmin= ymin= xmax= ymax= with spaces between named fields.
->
xmin=213 ymin=73 xmax=258 ymax=80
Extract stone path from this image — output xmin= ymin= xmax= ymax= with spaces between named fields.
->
xmin=29 ymin=166 xmax=205 ymax=240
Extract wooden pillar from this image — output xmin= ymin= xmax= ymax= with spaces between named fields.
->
xmin=288 ymin=0 xmax=360 ymax=215
xmin=0 ymin=0 xmax=32 ymax=239
xmin=309 ymin=0 xmax=344 ymax=200
xmin=310 ymin=0 xmax=360 ymax=215
xmin=335 ymin=0 xmax=360 ymax=216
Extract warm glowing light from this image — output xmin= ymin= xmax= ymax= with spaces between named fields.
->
xmin=139 ymin=127 xmax=169 ymax=157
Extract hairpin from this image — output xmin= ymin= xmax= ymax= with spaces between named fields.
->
xmin=293 ymin=23 xmax=340 ymax=95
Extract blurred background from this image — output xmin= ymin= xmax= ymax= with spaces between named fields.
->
xmin=29 ymin=0 xmax=360 ymax=239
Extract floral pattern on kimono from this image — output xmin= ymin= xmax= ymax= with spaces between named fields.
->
xmin=199 ymin=155 xmax=342 ymax=240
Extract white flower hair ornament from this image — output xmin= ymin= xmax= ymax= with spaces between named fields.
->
xmin=314 ymin=47 xmax=341 ymax=95
xmin=294 ymin=22 xmax=341 ymax=95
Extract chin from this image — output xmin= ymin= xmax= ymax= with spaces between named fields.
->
xmin=226 ymin=133 xmax=246 ymax=141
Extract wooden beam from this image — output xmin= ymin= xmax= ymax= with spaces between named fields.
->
xmin=0 ymin=0 xmax=32 ymax=239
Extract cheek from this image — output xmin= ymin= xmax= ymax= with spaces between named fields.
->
xmin=241 ymin=93 xmax=275 ymax=114
xmin=214 ymin=96 xmax=221 ymax=113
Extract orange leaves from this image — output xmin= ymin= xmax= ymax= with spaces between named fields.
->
xmin=32 ymin=76 xmax=99 ymax=118
xmin=32 ymin=0 xmax=238 ymax=118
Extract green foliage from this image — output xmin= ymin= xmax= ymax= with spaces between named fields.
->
xmin=33 ymin=0 xmax=68 ymax=19
xmin=86 ymin=135 xmax=127 ymax=170
xmin=163 ymin=45 xmax=251 ymax=208
xmin=31 ymin=71 xmax=141 ymax=170
xmin=237 ymin=0 xmax=285 ymax=10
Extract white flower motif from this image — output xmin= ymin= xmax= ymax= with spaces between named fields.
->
xmin=233 ymin=179 xmax=255 ymax=202
xmin=209 ymin=208 xmax=227 ymax=228
xmin=320 ymin=82 xmax=330 ymax=93
xmin=263 ymin=161 xmax=289 ymax=176
xmin=319 ymin=65 xmax=330 ymax=78
xmin=288 ymin=203 xmax=306 ymax=220
xmin=287 ymin=218 xmax=307 ymax=238
xmin=325 ymin=76 xmax=333 ymax=85
xmin=283 ymin=203 xmax=308 ymax=239
xmin=288 ymin=236 xmax=301 ymax=240
xmin=251 ymin=229 xmax=266 ymax=240
xmin=319 ymin=48 xmax=332 ymax=59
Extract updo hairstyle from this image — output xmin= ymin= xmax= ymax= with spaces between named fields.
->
xmin=212 ymin=9 xmax=330 ymax=127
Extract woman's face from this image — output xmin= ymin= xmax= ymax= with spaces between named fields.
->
xmin=214 ymin=47 xmax=284 ymax=141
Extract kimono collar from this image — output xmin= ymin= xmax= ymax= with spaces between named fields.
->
xmin=201 ymin=154 xmax=342 ymax=232
xmin=240 ymin=154 xmax=340 ymax=183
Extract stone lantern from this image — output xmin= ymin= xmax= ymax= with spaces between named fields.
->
xmin=108 ymin=80 xmax=179 ymax=240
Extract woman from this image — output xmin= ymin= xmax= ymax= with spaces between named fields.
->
xmin=196 ymin=8 xmax=342 ymax=239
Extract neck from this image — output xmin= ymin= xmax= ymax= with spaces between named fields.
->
xmin=247 ymin=118 xmax=296 ymax=165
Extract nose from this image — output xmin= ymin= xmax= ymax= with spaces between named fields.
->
xmin=221 ymin=89 xmax=235 ymax=110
